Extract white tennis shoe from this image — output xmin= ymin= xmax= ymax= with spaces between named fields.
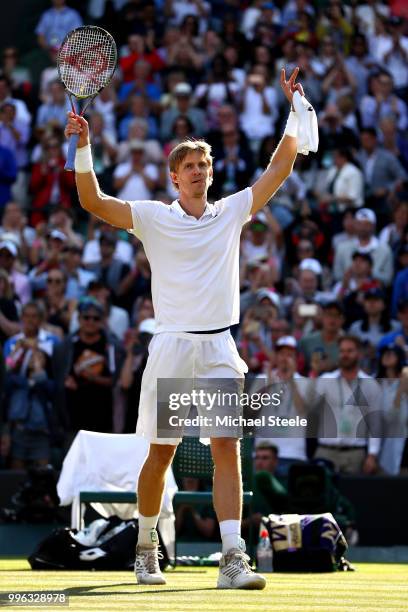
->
xmin=217 ymin=548 xmax=266 ymax=590
xmin=134 ymin=545 xmax=166 ymax=585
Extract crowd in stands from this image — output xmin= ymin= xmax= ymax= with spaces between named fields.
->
xmin=0 ymin=0 xmax=407 ymax=485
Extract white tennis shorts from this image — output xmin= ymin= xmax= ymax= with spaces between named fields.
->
xmin=136 ymin=329 xmax=248 ymax=445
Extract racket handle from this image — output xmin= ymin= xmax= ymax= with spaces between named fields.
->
xmin=65 ymin=133 xmax=80 ymax=171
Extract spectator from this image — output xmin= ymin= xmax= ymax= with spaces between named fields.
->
xmin=371 ymin=16 xmax=408 ymax=94
xmin=378 ymin=298 xmax=408 ymax=353
xmin=53 ymin=297 xmax=124 ymax=441
xmin=166 ymin=0 xmax=211 ymax=33
xmin=29 ymin=229 xmax=68 ymax=295
xmin=194 ymin=54 xmax=241 ymax=129
xmin=118 ymin=59 xmax=162 ymax=106
xmin=360 ymin=70 xmax=408 ymax=132
xmin=117 ymin=118 xmax=163 ymax=167
xmin=0 ymin=144 xmax=17 ymax=210
xmin=0 ymin=74 xmax=31 ymax=128
xmin=3 ymin=300 xmax=59 ymax=361
xmin=379 ymin=116 xmax=408 ymax=171
xmin=318 ymin=148 xmax=364 ymax=222
xmin=0 ymin=240 xmax=31 ymax=305
xmin=120 ymin=317 xmax=155 ymax=432
xmin=379 ymin=197 xmax=408 ymax=251
xmin=119 ymin=34 xmax=166 ymax=82
xmin=358 ymin=127 xmax=406 ymax=219
xmin=88 ymin=112 xmax=118 ymax=192
xmin=212 ymin=126 xmax=254 ymax=199
xmin=332 ymin=208 xmax=357 ymax=251
xmin=392 ymin=267 xmax=408 ymax=319
xmin=35 ymin=0 xmax=82 ymax=50
xmin=313 ymin=335 xmax=382 ymax=475
xmin=0 ymin=201 xmax=36 ymax=252
xmin=290 ymin=259 xmax=331 ymax=307
xmin=0 ymin=269 xmax=20 ymax=345
xmin=119 ymin=95 xmax=158 ymax=141
xmin=163 ymin=115 xmax=195 ymax=161
xmin=69 ymin=280 xmax=129 ymax=342
xmin=62 ymin=244 xmax=96 ymax=300
xmin=240 ymin=67 xmax=278 ymax=144
xmin=3 ymin=322 xmax=57 ymax=469
xmin=377 ymin=344 xmax=408 ymax=475
xmin=29 ymin=136 xmax=75 ymax=226
xmin=298 ymin=301 xmax=345 ymax=375
xmin=250 ymin=443 xmax=289 ymax=521
xmin=333 ymin=208 xmax=394 ymax=286
xmin=40 ymin=269 xmax=76 ymax=336
xmin=160 ymin=82 xmax=207 ymax=142
xmin=0 ymin=102 xmax=30 ymax=174
xmin=113 ymin=140 xmax=159 ymax=201
xmin=36 ymin=81 xmax=70 ymax=131
xmin=345 ymin=34 xmax=375 ymax=102
xmin=257 ymin=336 xmax=308 ymax=478
xmin=82 ymin=222 xmax=133 ymax=266
xmin=87 ymin=231 xmax=132 ymax=308
xmin=349 ymin=287 xmax=399 ymax=347
xmin=318 ymin=104 xmax=360 ymax=166
xmin=1 ymin=47 xmax=32 ymax=101
xmin=48 ymin=206 xmax=83 ymax=249
xmin=241 ymin=210 xmax=281 ymax=266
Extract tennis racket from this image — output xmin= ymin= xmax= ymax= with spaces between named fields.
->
xmin=57 ymin=26 xmax=117 ymax=171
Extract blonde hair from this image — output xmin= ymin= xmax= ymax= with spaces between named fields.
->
xmin=168 ymin=139 xmax=213 ymax=189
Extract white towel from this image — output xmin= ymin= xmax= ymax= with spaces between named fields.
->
xmin=293 ymin=90 xmax=319 ymax=156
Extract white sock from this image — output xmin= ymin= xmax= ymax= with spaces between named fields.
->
xmin=138 ymin=513 xmax=159 ymax=548
xmin=220 ymin=519 xmax=241 ymax=554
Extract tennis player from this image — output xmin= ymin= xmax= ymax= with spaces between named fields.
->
xmin=65 ymin=67 xmax=314 ymax=590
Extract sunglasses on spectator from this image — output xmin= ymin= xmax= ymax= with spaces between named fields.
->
xmin=47 ymin=277 xmax=64 ymax=284
xmin=81 ymin=314 xmax=102 ymax=321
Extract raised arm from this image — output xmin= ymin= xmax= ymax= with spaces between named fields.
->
xmin=64 ymin=113 xmax=133 ymax=230
xmin=251 ymin=68 xmax=304 ymax=215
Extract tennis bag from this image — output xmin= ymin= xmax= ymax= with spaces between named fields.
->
xmin=28 ymin=516 xmax=169 ymax=571
xmin=262 ymin=512 xmax=351 ymax=572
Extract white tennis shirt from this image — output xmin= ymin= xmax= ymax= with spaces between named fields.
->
xmin=128 ymin=187 xmax=252 ymax=333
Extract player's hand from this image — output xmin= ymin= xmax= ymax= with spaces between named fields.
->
xmin=65 ymin=112 xmax=90 ymax=148
xmin=280 ymin=67 xmax=304 ymax=104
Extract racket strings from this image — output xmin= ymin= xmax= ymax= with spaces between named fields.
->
xmin=59 ymin=27 xmax=116 ymax=97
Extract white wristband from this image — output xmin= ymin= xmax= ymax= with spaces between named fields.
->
xmin=75 ymin=144 xmax=93 ymax=173
xmin=284 ymin=111 xmax=299 ymax=138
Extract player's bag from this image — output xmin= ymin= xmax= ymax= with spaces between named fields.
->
xmin=261 ymin=512 xmax=353 ymax=572
xmin=28 ymin=516 xmax=169 ymax=571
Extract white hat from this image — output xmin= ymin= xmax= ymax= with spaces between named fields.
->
xmin=355 ymin=208 xmax=376 ymax=224
xmin=139 ymin=318 xmax=156 ymax=335
xmin=256 ymin=288 xmax=280 ymax=308
xmin=0 ymin=241 xmax=17 ymax=257
xmin=50 ymin=229 xmax=67 ymax=242
xmin=251 ymin=211 xmax=268 ymax=225
xmin=174 ymin=82 xmax=192 ymax=96
xmin=276 ymin=335 xmax=297 ymax=349
xmin=299 ymin=258 xmax=322 ymax=275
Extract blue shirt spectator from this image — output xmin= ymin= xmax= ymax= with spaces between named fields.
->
xmin=35 ymin=0 xmax=82 ymax=49
xmin=392 ymin=268 xmax=408 ymax=318
xmin=0 ymin=144 xmax=17 ymax=208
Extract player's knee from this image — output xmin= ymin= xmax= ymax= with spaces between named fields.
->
xmin=147 ymin=443 xmax=177 ymax=469
xmin=211 ymin=438 xmax=240 ymax=465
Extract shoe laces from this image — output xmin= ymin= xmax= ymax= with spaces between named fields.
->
xmin=224 ymin=549 xmax=252 ymax=574
xmin=136 ymin=546 xmax=164 ymax=574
